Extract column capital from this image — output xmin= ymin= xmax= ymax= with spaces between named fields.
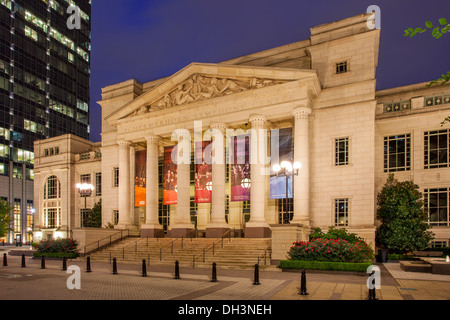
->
xmin=145 ymin=135 xmax=160 ymax=146
xmin=292 ymin=107 xmax=312 ymax=120
xmin=249 ymin=114 xmax=267 ymax=128
xmin=117 ymin=139 xmax=131 ymax=148
xmin=210 ymin=122 xmax=227 ymax=132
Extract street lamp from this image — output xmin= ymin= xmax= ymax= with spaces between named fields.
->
xmin=76 ymin=183 xmax=94 ymax=227
xmin=240 ymin=178 xmax=251 ymax=189
xmin=272 ymin=161 xmax=301 ymax=224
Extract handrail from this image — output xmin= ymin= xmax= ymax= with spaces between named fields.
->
xmin=257 ymin=243 xmax=272 ymax=266
xmin=82 ymin=229 xmax=130 ymax=257
xmin=192 ymin=228 xmax=235 ymax=268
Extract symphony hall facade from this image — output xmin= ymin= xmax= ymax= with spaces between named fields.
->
xmin=33 ymin=13 xmax=450 ymax=249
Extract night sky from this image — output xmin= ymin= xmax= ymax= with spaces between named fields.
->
xmin=89 ymin=0 xmax=450 ymax=142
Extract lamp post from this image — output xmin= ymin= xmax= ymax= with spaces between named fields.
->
xmin=272 ymin=161 xmax=301 ymax=224
xmin=76 ymin=183 xmax=94 ymax=227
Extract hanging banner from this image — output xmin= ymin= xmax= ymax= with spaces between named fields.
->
xmin=163 ymin=146 xmax=177 ymax=205
xmin=194 ymin=141 xmax=212 ymax=203
xmin=270 ymin=128 xmax=293 ymax=199
xmin=134 ymin=150 xmax=147 ymax=207
xmin=230 ymin=134 xmax=251 ymax=202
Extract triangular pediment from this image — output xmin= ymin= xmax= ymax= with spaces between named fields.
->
xmin=106 ymin=63 xmax=320 ymax=122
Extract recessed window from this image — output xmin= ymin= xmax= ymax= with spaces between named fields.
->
xmin=335 ymin=137 xmax=349 ymax=166
xmin=335 ymin=198 xmax=349 ymax=226
xmin=113 ymin=167 xmax=119 ymax=187
xmin=424 ymin=188 xmax=450 ymax=227
xmin=384 ymin=134 xmax=411 ymax=172
xmin=336 ymin=61 xmax=348 ymax=74
xmin=425 ymin=130 xmax=450 ymax=169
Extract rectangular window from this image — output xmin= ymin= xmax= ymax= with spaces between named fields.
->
xmin=14 ymin=199 xmax=21 ymax=233
xmin=336 ymin=61 xmax=348 ymax=74
xmin=277 ymin=198 xmax=293 ymax=224
xmin=425 ymin=130 xmax=450 ymax=169
xmin=335 ymin=198 xmax=349 ymax=227
xmin=384 ymin=134 xmax=411 ymax=172
xmin=335 ymin=137 xmax=349 ymax=166
xmin=46 ymin=208 xmax=60 ymax=228
xmin=95 ymin=172 xmax=102 ymax=196
xmin=80 ymin=209 xmax=89 ymax=228
xmin=80 ymin=174 xmax=91 ymax=183
xmin=113 ymin=210 xmax=119 ymax=225
xmin=424 ymin=188 xmax=450 ymax=227
xmin=113 ymin=168 xmax=119 ymax=187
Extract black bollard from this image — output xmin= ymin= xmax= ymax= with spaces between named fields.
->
xmin=142 ymin=259 xmax=147 ymax=277
xmin=211 ymin=262 xmax=217 ymax=282
xmin=253 ymin=264 xmax=261 ymax=285
xmin=299 ymin=269 xmax=309 ymax=295
xmin=112 ymin=258 xmax=118 ymax=275
xmin=41 ymin=255 xmax=46 ymax=269
xmin=21 ymin=254 xmax=26 ymax=268
xmin=62 ymin=255 xmax=67 ymax=271
xmin=3 ymin=253 xmax=7 ymax=266
xmin=86 ymin=256 xmax=92 ymax=273
xmin=174 ymin=260 xmax=180 ymax=279
xmin=366 ymin=271 xmax=378 ymax=300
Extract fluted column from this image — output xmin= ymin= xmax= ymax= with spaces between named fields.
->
xmin=206 ymin=122 xmax=229 ymax=238
xmin=117 ymin=140 xmax=131 ymax=228
xmin=141 ymin=135 xmax=164 ymax=237
xmin=292 ymin=106 xmax=312 ymax=225
xmin=170 ymin=130 xmax=194 ymax=237
xmin=245 ymin=114 xmax=271 ymax=238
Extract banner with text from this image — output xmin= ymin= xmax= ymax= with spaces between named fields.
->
xmin=194 ymin=141 xmax=212 ymax=203
xmin=134 ymin=150 xmax=147 ymax=207
xmin=270 ymin=128 xmax=293 ymax=199
xmin=230 ymin=134 xmax=251 ymax=202
xmin=163 ymin=146 xmax=177 ymax=205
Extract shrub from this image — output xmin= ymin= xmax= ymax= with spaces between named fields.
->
xmin=33 ymin=252 xmax=78 ymax=259
xmin=289 ymin=238 xmax=374 ymax=263
xmin=309 ymin=226 xmax=365 ymax=243
xmin=35 ymin=238 xmax=78 ymax=255
xmin=280 ymin=260 xmax=372 ymax=273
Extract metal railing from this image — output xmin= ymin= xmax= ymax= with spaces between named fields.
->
xmin=82 ymin=229 xmax=130 ymax=257
xmin=192 ymin=228 xmax=235 ymax=268
xmin=257 ymin=243 xmax=271 ymax=266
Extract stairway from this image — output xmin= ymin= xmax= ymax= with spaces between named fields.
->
xmin=88 ymin=237 xmax=276 ymax=270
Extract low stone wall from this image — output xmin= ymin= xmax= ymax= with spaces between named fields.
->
xmin=72 ymin=228 xmax=127 ymax=253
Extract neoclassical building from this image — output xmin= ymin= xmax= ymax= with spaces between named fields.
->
xmin=33 ymin=13 xmax=450 ymax=249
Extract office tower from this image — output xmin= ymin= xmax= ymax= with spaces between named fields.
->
xmin=0 ymin=0 xmax=91 ymax=243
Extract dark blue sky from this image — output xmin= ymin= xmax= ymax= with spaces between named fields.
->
xmin=89 ymin=0 xmax=450 ymax=142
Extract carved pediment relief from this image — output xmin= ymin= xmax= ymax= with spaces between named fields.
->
xmin=131 ymin=73 xmax=284 ymax=116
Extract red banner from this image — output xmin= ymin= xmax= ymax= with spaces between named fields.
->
xmin=230 ymin=135 xmax=250 ymax=202
xmin=163 ymin=146 xmax=177 ymax=205
xmin=195 ymin=141 xmax=212 ymax=203
xmin=134 ymin=150 xmax=146 ymax=207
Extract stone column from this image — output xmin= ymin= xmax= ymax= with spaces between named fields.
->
xmin=245 ymin=115 xmax=271 ymax=238
xmin=291 ymin=106 xmax=312 ymax=225
xmin=141 ymin=135 xmax=164 ymax=238
xmin=170 ymin=130 xmax=194 ymax=238
xmin=116 ymin=140 xmax=132 ymax=229
xmin=206 ymin=122 xmax=229 ymax=238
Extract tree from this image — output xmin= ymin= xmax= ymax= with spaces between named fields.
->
xmin=0 ymin=199 xmax=12 ymax=238
xmin=85 ymin=200 xmax=101 ymax=228
xmin=376 ymin=174 xmax=434 ymax=253
xmin=404 ymin=18 xmax=449 ymax=87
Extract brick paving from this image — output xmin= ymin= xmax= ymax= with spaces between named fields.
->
xmin=1 ymin=254 xmax=450 ymax=301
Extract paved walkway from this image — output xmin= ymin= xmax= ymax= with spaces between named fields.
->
xmin=1 ymin=252 xmax=450 ymax=301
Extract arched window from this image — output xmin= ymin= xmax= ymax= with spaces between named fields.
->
xmin=44 ymin=175 xmax=61 ymax=199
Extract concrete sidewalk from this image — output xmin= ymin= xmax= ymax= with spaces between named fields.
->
xmin=1 ymin=255 xmax=449 ymax=300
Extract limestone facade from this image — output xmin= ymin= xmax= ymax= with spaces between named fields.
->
xmin=32 ymin=13 xmax=450 ymax=249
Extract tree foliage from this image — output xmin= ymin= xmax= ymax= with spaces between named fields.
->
xmin=376 ymin=174 xmax=434 ymax=253
xmin=86 ymin=200 xmax=102 ymax=228
xmin=0 ymin=199 xmax=12 ymax=238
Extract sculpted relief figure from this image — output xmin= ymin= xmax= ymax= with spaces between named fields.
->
xmin=129 ymin=73 xmax=282 ymax=116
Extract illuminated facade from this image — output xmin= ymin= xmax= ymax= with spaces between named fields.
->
xmin=33 ymin=13 xmax=450 ymax=250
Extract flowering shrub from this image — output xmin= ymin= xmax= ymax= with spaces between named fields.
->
xmin=288 ymin=238 xmax=374 ymax=263
xmin=35 ymin=238 xmax=78 ymax=254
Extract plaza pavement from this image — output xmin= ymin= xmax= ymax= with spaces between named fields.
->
xmin=1 ymin=247 xmax=450 ymax=301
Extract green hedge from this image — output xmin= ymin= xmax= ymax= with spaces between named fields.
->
xmin=33 ymin=252 xmax=77 ymax=259
xmin=280 ymin=260 xmax=372 ymax=273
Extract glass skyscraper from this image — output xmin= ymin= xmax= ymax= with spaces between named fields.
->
xmin=0 ymin=0 xmax=91 ymax=243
